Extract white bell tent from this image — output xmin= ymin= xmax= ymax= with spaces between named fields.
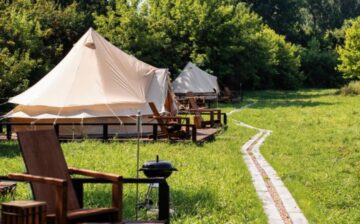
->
xmin=5 ymin=28 xmax=176 ymax=136
xmin=172 ymin=62 xmax=220 ymax=98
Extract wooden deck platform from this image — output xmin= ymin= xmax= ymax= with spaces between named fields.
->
xmin=195 ymin=128 xmax=219 ymax=143
xmin=0 ymin=127 xmax=221 ymax=144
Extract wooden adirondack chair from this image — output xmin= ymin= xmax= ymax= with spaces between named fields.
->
xmin=8 ymin=129 xmax=123 ymax=224
xmin=185 ymin=92 xmax=206 ymax=109
xmin=148 ymin=102 xmax=190 ymax=140
xmin=219 ymin=87 xmax=233 ymax=102
xmin=186 ymin=93 xmax=222 ymax=128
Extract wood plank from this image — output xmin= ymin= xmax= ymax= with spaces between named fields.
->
xmin=196 ymin=128 xmax=219 ymax=143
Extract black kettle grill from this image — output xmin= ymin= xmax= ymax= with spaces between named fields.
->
xmin=139 ymin=155 xmax=177 ymax=178
xmin=137 ymin=156 xmax=177 ymax=212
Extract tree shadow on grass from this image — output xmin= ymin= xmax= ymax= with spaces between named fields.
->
xmin=82 ymin=185 xmax=217 ymax=221
xmin=0 ymin=141 xmax=20 ymax=158
xmin=216 ymin=90 xmax=337 ymax=110
xmin=245 ymin=90 xmax=337 ymax=101
xmin=82 ymin=183 xmax=163 ymax=220
xmin=250 ymin=99 xmax=335 ymax=109
xmin=170 ymin=188 xmax=217 ymax=219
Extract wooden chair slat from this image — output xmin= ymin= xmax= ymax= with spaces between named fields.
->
xmin=17 ymin=130 xmax=80 ymax=213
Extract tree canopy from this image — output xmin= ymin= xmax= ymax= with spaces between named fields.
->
xmin=95 ymin=0 xmax=304 ymax=89
xmin=0 ymin=0 xmax=359 ymax=99
xmin=0 ymin=0 xmax=88 ymax=97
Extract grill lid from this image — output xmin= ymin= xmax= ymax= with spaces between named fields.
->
xmin=140 ymin=155 xmax=177 ymax=171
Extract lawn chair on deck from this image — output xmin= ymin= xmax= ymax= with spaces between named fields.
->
xmin=219 ymin=87 xmax=233 ymax=102
xmin=149 ymin=102 xmax=190 ymax=140
xmin=7 ymin=129 xmax=123 ymax=224
xmin=186 ymin=93 xmax=222 ymax=129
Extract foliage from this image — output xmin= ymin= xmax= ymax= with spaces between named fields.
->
xmin=54 ymin=0 xmax=115 ymax=29
xmin=95 ymin=0 xmax=302 ymax=90
xmin=244 ymin=0 xmax=309 ymax=43
xmin=0 ymin=49 xmax=35 ymax=98
xmin=0 ymin=0 xmax=97 ymax=98
xmin=256 ymin=28 xmax=303 ymax=89
xmin=340 ymin=80 xmax=360 ymax=95
xmin=246 ymin=0 xmax=360 ymax=44
xmin=0 ymin=0 xmax=360 ymax=96
xmin=301 ymin=38 xmax=343 ymax=88
xmin=232 ymin=89 xmax=360 ymax=223
xmin=245 ymin=0 xmax=360 ymax=88
xmin=337 ymin=17 xmax=360 ymax=80
xmin=0 ymin=118 xmax=267 ymax=223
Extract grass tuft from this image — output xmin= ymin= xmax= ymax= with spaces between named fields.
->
xmin=340 ymin=80 xmax=360 ymax=95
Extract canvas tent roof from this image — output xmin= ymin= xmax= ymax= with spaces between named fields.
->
xmin=172 ymin=62 xmax=220 ymax=94
xmin=6 ymin=28 xmax=173 ymax=119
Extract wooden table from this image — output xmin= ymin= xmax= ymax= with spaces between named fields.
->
xmin=1 ymin=200 xmax=46 ymax=224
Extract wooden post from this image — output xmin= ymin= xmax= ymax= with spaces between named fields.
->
xmin=112 ymin=179 xmax=123 ymax=221
xmin=152 ymin=124 xmax=158 ymax=141
xmin=6 ymin=123 xmax=11 ymax=140
xmin=103 ymin=124 xmax=108 ymax=141
xmin=54 ymin=124 xmax=60 ymax=137
xmin=210 ymin=111 xmax=214 ymax=126
xmin=217 ymin=110 xmax=221 ymax=124
xmin=223 ymin=113 xmax=227 ymax=125
xmin=192 ymin=125 xmax=197 ymax=143
xmin=158 ymin=180 xmax=170 ymax=223
xmin=185 ymin=118 xmax=190 ymax=139
xmin=72 ymin=179 xmax=84 ymax=208
xmin=55 ymin=182 xmax=68 ymax=224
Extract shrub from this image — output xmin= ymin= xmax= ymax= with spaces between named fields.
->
xmin=340 ymin=81 xmax=360 ymax=95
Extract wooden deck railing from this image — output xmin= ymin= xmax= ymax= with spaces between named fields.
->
xmin=178 ymin=111 xmax=228 ymax=125
xmin=0 ymin=122 xmax=197 ymax=143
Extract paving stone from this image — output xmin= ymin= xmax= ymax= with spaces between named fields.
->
xmin=231 ymin=107 xmax=308 ymax=224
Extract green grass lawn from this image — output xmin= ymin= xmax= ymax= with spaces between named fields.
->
xmin=1 ymin=89 xmax=359 ymax=223
xmin=228 ymin=89 xmax=360 ymax=224
xmin=0 ymin=113 xmax=266 ymax=223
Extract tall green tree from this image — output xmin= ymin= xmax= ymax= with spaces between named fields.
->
xmin=337 ymin=17 xmax=360 ymax=80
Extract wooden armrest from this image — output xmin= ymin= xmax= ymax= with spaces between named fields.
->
xmin=8 ymin=173 xmax=66 ymax=186
xmin=69 ymin=168 xmax=123 ymax=220
xmin=72 ymin=177 xmax=166 ymax=184
xmin=189 ymin=108 xmax=221 ymax=113
xmin=151 ymin=116 xmax=185 ymax=120
xmin=68 ymin=167 xmax=122 ymax=183
xmin=10 ymin=173 xmax=69 ymax=224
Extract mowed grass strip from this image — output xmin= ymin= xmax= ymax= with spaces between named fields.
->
xmin=231 ymin=89 xmax=360 ymax=224
xmin=0 ymin=118 xmax=267 ymax=223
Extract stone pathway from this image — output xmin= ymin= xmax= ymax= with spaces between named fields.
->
xmin=228 ymin=106 xmax=308 ymax=224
